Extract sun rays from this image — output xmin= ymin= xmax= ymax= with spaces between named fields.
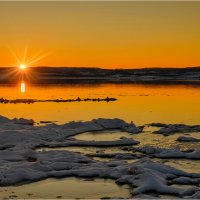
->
xmin=6 ymin=43 xmax=50 ymax=69
xmin=4 ymin=43 xmax=50 ymax=94
xmin=5 ymin=43 xmax=50 ymax=93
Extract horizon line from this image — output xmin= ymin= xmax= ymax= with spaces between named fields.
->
xmin=1 ymin=65 xmax=200 ymax=70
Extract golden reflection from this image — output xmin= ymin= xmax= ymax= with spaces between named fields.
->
xmin=20 ymin=82 xmax=26 ymax=93
xmin=1 ymin=84 xmax=200 ymax=125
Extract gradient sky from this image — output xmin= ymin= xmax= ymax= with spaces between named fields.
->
xmin=0 ymin=1 xmax=200 ymax=69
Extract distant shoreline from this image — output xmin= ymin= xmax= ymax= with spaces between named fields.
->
xmin=1 ymin=66 xmax=200 ymax=85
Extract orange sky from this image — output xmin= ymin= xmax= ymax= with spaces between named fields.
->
xmin=0 ymin=1 xmax=200 ymax=69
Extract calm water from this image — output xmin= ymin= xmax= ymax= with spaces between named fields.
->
xmin=0 ymin=83 xmax=200 ymax=125
xmin=0 ymin=177 xmax=131 ymax=199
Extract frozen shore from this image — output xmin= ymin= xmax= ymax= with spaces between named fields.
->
xmin=0 ymin=115 xmax=200 ymax=199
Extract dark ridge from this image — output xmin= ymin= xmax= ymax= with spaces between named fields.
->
xmin=1 ymin=66 xmax=200 ymax=84
xmin=0 ymin=97 xmax=117 ymax=104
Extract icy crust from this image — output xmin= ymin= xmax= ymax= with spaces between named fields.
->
xmin=86 ymin=152 xmax=143 ymax=160
xmin=1 ymin=151 xmax=200 ymax=198
xmin=133 ymin=146 xmax=200 ymax=160
xmin=86 ymin=147 xmax=200 ymax=161
xmin=0 ymin=115 xmax=34 ymax=125
xmin=177 ymin=136 xmax=200 ymax=142
xmin=0 ymin=117 xmax=141 ymax=151
xmin=41 ymin=137 xmax=140 ymax=148
xmin=0 ymin=115 xmax=200 ymax=198
xmin=150 ymin=123 xmax=200 ymax=136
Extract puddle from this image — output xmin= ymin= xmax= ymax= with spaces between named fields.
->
xmin=36 ymin=128 xmax=200 ymax=173
xmin=37 ymin=128 xmax=200 ymax=156
xmin=0 ymin=177 xmax=132 ymax=199
xmin=133 ymin=126 xmax=200 ymax=151
xmin=171 ymin=184 xmax=195 ymax=189
xmin=37 ymin=146 xmax=127 ymax=154
xmin=36 ymin=145 xmax=143 ymax=164
xmin=158 ymin=194 xmax=181 ymax=199
xmin=73 ymin=130 xmax=133 ymax=141
xmin=37 ymin=146 xmax=138 ymax=162
xmin=72 ymin=128 xmax=200 ymax=151
xmin=161 ymin=159 xmax=200 ymax=174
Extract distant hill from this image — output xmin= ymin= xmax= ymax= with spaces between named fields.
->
xmin=1 ymin=66 xmax=200 ymax=84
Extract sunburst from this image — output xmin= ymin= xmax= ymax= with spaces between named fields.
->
xmin=6 ymin=44 xmax=50 ymax=85
xmin=19 ymin=64 xmax=27 ymax=70
xmin=7 ymin=43 xmax=50 ymax=69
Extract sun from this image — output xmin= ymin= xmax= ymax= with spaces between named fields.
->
xmin=19 ymin=64 xmax=27 ymax=70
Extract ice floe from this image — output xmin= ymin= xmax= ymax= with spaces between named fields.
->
xmin=150 ymin=123 xmax=200 ymax=136
xmin=134 ymin=146 xmax=200 ymax=160
xmin=177 ymin=136 xmax=200 ymax=142
xmin=0 ymin=116 xmax=200 ymax=198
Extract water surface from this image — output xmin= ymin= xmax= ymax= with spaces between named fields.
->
xmin=0 ymin=177 xmax=131 ymax=199
xmin=1 ymin=83 xmax=200 ymax=125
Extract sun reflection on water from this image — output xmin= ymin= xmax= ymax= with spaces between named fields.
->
xmin=20 ymin=82 xmax=26 ymax=93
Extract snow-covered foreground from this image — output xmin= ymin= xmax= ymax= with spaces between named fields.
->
xmin=0 ymin=115 xmax=200 ymax=199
